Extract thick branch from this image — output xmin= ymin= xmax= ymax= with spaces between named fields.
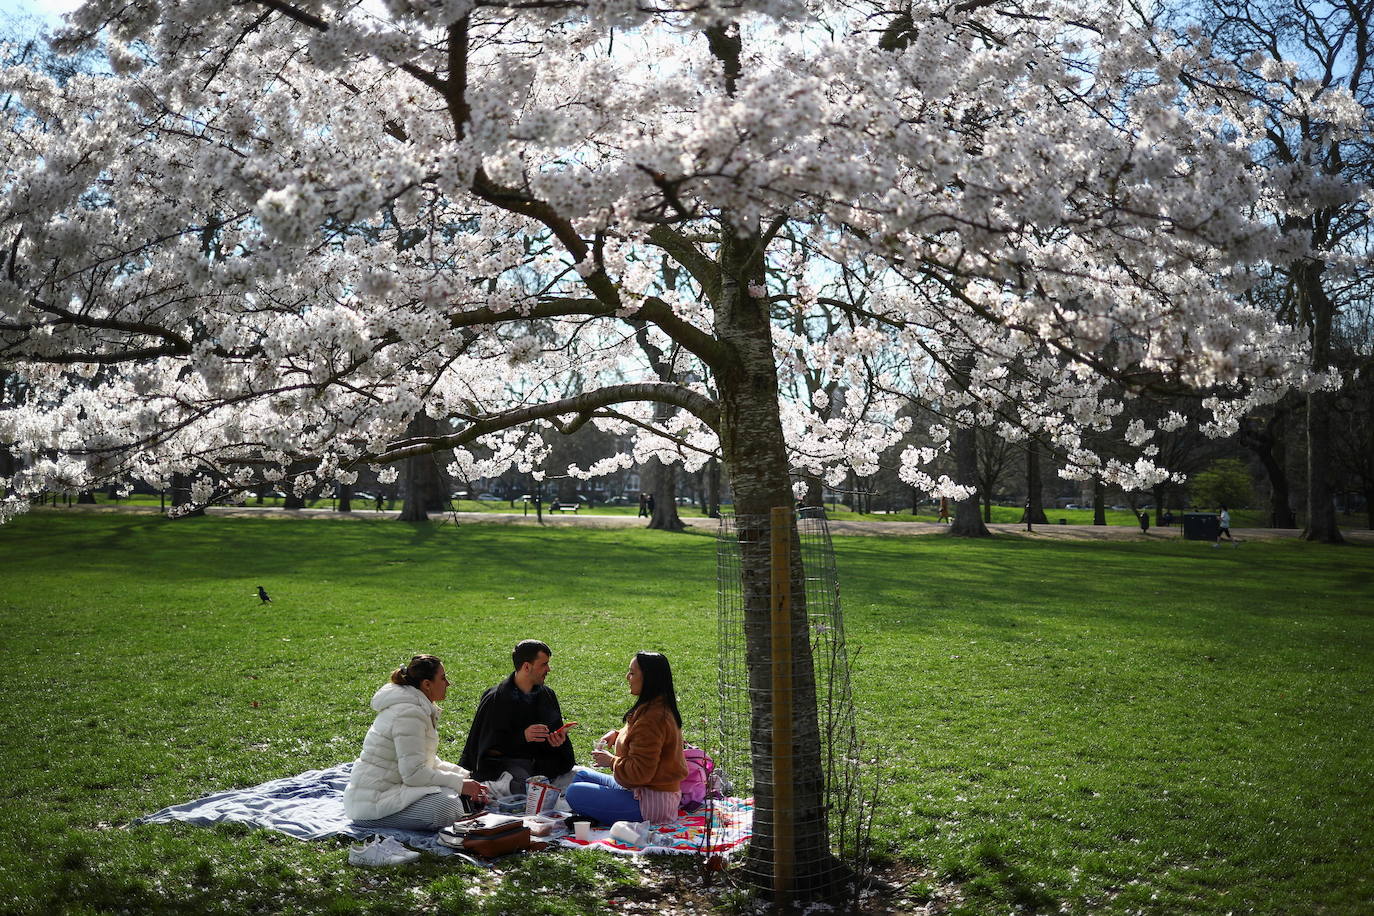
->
xmin=370 ymin=382 xmax=720 ymax=462
xmin=647 ymin=225 xmax=721 ymax=303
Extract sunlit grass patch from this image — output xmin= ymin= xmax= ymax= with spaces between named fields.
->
xmin=0 ymin=514 xmax=1370 ymax=914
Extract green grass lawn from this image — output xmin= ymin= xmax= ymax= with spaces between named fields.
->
xmin=0 ymin=513 xmax=1370 ymax=914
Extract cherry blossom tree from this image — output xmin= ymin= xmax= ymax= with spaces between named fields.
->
xmin=1162 ymin=0 xmax=1374 ymax=542
xmin=1 ymin=0 xmax=1361 ymax=898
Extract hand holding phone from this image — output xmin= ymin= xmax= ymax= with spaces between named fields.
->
xmin=547 ymin=720 xmax=578 ymax=747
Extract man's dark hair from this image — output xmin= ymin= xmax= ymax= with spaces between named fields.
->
xmin=512 ymin=639 xmax=552 ymax=670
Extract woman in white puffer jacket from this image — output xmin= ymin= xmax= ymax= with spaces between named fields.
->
xmin=343 ymin=654 xmax=486 ymax=830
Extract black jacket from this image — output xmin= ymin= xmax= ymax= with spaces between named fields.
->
xmin=459 ymin=674 xmax=574 ymax=778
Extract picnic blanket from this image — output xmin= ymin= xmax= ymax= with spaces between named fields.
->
xmin=133 ymin=762 xmax=754 ymax=859
xmin=132 ymin=762 xmax=457 ymax=856
xmin=554 ymin=798 xmax=754 ymax=857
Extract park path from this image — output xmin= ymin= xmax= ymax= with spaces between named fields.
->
xmin=36 ymin=502 xmax=1374 ymax=543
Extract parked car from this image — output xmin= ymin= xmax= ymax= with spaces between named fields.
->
xmin=476 ymin=493 xmax=499 ymax=501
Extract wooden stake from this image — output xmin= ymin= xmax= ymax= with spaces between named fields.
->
xmin=770 ymin=505 xmax=795 ymax=906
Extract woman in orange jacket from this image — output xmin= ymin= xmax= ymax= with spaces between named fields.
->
xmin=565 ymin=652 xmax=689 ymax=825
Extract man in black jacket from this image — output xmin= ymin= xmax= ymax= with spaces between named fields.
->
xmin=460 ymin=640 xmax=575 ymax=794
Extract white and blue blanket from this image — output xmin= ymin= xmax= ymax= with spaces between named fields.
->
xmin=134 ymin=762 xmax=754 ymax=859
xmin=133 ymin=762 xmax=458 ymax=856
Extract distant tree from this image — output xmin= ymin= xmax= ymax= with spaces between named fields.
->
xmin=974 ymin=426 xmax=1016 ymax=523
xmin=398 ymin=415 xmax=449 ymax=522
xmin=1191 ymin=459 xmax=1256 ymax=510
xmin=1238 ymin=400 xmax=1300 ymax=527
xmin=1171 ymin=0 xmax=1374 ymax=542
xmin=1020 ymin=438 xmax=1050 ymax=525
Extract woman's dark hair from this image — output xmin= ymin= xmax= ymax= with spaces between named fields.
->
xmin=391 ymin=654 xmax=443 ymax=689
xmin=624 ymin=651 xmax=682 ymax=728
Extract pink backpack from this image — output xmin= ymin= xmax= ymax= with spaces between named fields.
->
xmin=680 ymin=745 xmax=715 ymax=806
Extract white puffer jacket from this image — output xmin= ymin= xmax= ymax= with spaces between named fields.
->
xmin=342 ymin=683 xmax=470 ymax=822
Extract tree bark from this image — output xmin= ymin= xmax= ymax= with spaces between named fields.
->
xmin=1297 ymin=261 xmax=1344 ymax=543
xmin=949 ymin=423 xmax=990 ymax=537
xmin=337 ymin=484 xmax=352 ymax=513
xmin=1305 ymin=390 xmax=1344 ymax=541
xmin=1092 ymin=479 xmax=1106 ymax=526
xmin=705 ymin=458 xmax=722 ymax=518
xmin=799 ymin=473 xmax=824 ymax=509
xmin=645 ymin=456 xmax=685 ymax=531
xmin=1241 ymin=408 xmax=1298 ymax=528
xmin=1021 ymin=439 xmax=1049 ymax=525
xmin=948 ymin=354 xmax=991 ymax=538
xmin=169 ymin=472 xmax=206 ymax=516
xmin=714 ymin=220 xmax=834 ymax=900
xmin=398 ymin=413 xmax=446 ymax=522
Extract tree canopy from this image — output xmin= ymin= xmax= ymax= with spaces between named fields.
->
xmin=1 ymin=0 xmax=1355 ymax=519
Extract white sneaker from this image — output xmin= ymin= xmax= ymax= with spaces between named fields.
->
xmin=376 ymin=836 xmax=421 ymax=862
xmin=348 ymin=835 xmax=420 ymax=866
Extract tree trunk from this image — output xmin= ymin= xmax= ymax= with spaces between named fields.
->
xmin=645 ymin=456 xmax=685 ymax=531
xmin=950 ymin=415 xmax=991 ymax=538
xmin=1021 ymin=439 xmax=1049 ymax=524
xmin=1152 ymin=484 xmax=1165 ymax=526
xmin=1242 ymin=409 xmax=1298 ymax=528
xmin=714 ymin=221 xmax=834 ymax=900
xmin=1092 ymin=479 xmax=1106 ymax=526
xmin=1298 ymin=261 xmax=1344 ymax=543
xmin=399 ymin=414 xmax=446 ymax=522
xmin=706 ymin=458 xmax=722 ymax=518
xmin=337 ymin=484 xmax=352 ymax=513
xmin=76 ymin=491 xmax=96 ymax=504
xmin=799 ymin=473 xmax=823 ymax=509
xmin=169 ymin=472 xmax=206 ymax=516
xmin=1305 ymin=389 xmax=1343 ymax=541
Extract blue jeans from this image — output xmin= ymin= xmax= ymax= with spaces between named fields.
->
xmin=564 ymin=767 xmax=643 ymax=824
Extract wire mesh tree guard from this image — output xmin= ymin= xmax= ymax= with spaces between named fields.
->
xmin=715 ymin=506 xmax=861 ymax=900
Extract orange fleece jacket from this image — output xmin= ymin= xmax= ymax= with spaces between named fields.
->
xmin=611 ymin=697 xmax=689 ymax=791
